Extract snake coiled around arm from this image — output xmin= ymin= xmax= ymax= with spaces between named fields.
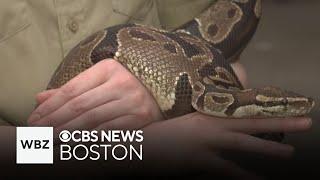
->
xmin=48 ymin=0 xmax=314 ymax=122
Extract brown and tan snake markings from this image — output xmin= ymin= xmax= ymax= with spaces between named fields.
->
xmin=48 ymin=0 xmax=314 ymax=121
xmin=196 ymin=0 xmax=243 ymax=44
xmin=254 ymin=0 xmax=262 ymax=18
xmin=48 ymin=30 xmax=107 ymax=89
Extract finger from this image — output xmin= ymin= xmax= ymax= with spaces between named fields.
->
xmin=214 ymin=132 xmax=294 ymax=158
xmin=202 ymin=155 xmax=261 ymax=179
xmin=230 ymin=62 xmax=248 ymax=88
xmin=30 ymin=79 xmax=123 ymax=127
xmin=225 ymin=117 xmax=312 ymax=134
xmin=28 ymin=59 xmax=117 ymax=124
xmin=54 ymin=100 xmax=142 ymax=131
xmin=36 ymin=89 xmax=58 ymax=105
xmin=93 ymin=115 xmax=150 ymax=131
xmin=180 ymin=113 xmax=311 ymax=134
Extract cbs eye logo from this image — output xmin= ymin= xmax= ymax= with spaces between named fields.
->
xmin=58 ymin=130 xmax=99 ymax=143
xmin=59 ymin=130 xmax=71 ymax=142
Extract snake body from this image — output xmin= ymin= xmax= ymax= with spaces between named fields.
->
xmin=48 ymin=0 xmax=314 ymax=120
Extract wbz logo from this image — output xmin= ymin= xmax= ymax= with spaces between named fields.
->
xmin=20 ymin=139 xmax=50 ymax=149
xmin=16 ymin=127 xmax=53 ymax=164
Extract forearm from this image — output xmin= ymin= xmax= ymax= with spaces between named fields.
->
xmin=0 ymin=117 xmax=13 ymax=126
xmin=0 ymin=126 xmax=15 ymax=163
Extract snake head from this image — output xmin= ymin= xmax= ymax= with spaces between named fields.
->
xmin=246 ymin=86 xmax=315 ymax=118
xmin=192 ymin=84 xmax=315 ymax=118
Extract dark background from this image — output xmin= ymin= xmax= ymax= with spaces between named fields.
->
xmin=240 ymin=0 xmax=320 ymax=178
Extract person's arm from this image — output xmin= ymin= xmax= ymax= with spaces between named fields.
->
xmin=0 ymin=117 xmax=12 ymax=126
xmin=27 ymin=59 xmax=248 ymax=132
xmin=140 ymin=112 xmax=311 ymax=177
xmin=0 ymin=126 xmax=15 ymax=163
xmin=28 ymin=59 xmax=164 ymax=131
xmin=156 ymin=0 xmax=213 ymax=30
xmin=25 ymin=59 xmax=311 ymax=177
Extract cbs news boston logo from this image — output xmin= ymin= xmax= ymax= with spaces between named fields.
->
xmin=16 ymin=127 xmax=53 ymax=164
xmin=16 ymin=127 xmax=143 ymax=164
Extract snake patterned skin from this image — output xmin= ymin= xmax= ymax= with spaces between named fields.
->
xmin=48 ymin=0 xmax=314 ymax=122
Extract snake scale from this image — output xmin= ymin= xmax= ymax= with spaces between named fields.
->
xmin=48 ymin=0 xmax=314 ymax=123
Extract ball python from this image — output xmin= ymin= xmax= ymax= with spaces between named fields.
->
xmin=48 ymin=0 xmax=314 ymax=123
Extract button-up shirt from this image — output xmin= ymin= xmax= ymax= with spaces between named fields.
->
xmin=0 ymin=0 xmax=214 ymax=125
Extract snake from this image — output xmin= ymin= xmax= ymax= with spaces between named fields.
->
xmin=48 ymin=0 xmax=314 ymax=123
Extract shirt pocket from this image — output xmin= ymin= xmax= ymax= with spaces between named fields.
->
xmin=0 ymin=0 xmax=30 ymax=43
xmin=111 ymin=0 xmax=154 ymax=23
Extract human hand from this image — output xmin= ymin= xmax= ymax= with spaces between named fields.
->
xmin=28 ymin=60 xmax=247 ymax=129
xmin=28 ymin=59 xmax=164 ymax=131
xmin=141 ymin=112 xmax=311 ymax=178
xmin=28 ymin=59 xmax=312 ymax=178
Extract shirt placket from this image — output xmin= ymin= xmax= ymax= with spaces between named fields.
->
xmin=54 ymin=0 xmax=87 ymax=56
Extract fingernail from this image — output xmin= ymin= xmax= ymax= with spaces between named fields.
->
xmin=36 ymin=91 xmax=46 ymax=98
xmin=37 ymin=91 xmax=45 ymax=97
xmin=28 ymin=113 xmax=41 ymax=124
xmin=297 ymin=118 xmax=312 ymax=130
xmin=279 ymin=145 xmax=294 ymax=158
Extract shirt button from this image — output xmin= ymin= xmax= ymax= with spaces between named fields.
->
xmin=67 ymin=19 xmax=79 ymax=33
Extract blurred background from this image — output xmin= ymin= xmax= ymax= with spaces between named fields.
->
xmin=240 ymin=0 xmax=320 ymax=177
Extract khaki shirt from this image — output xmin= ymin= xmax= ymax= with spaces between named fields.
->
xmin=0 ymin=0 xmax=213 ymax=126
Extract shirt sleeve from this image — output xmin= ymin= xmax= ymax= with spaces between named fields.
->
xmin=0 ymin=117 xmax=13 ymax=126
xmin=156 ymin=0 xmax=215 ymax=30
